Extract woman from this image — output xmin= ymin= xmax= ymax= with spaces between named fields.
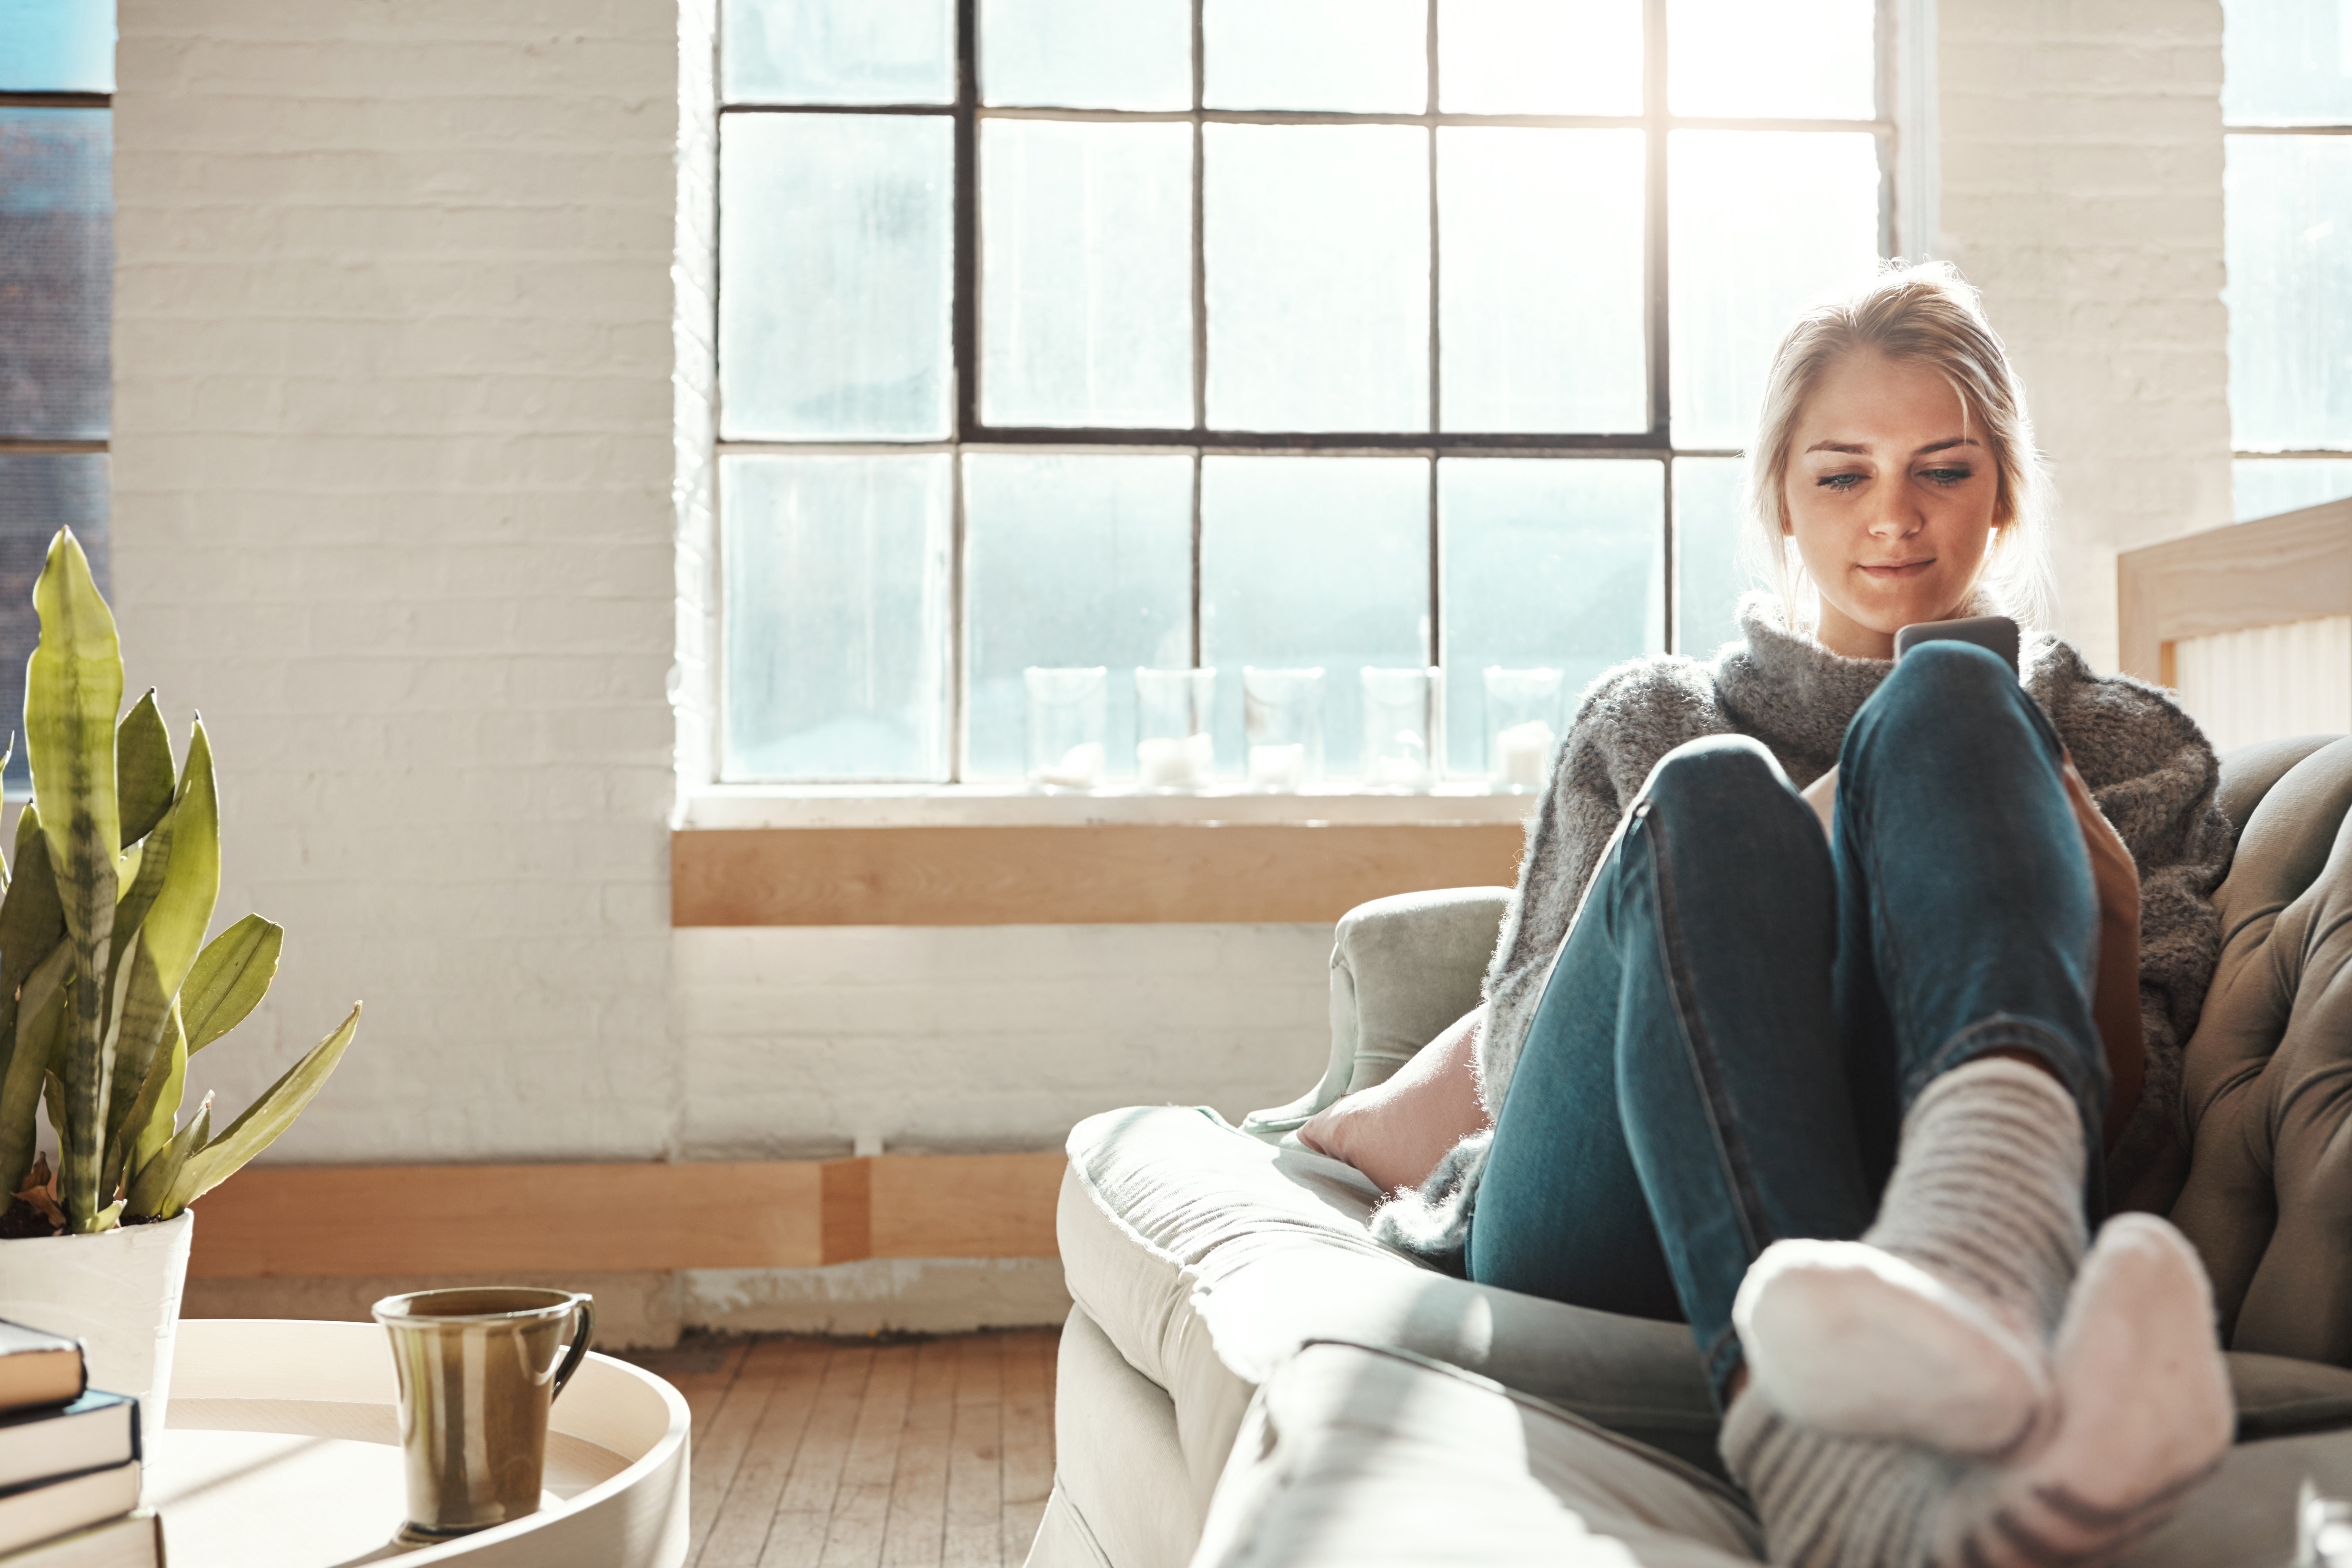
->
xmin=1375 ymin=263 xmax=2236 ymax=1567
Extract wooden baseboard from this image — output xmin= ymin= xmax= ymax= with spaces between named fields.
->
xmin=186 ymin=1152 xmax=1066 ymax=1279
xmin=672 ymin=823 xmax=1524 ymax=926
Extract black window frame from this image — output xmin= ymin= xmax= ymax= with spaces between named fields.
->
xmin=711 ymin=0 xmax=1905 ymax=785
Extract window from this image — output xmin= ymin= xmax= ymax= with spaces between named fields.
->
xmin=711 ymin=0 xmax=1900 ymax=786
xmin=0 ymin=0 xmax=113 ymax=791
xmin=2224 ymin=0 xmax=2352 ymax=522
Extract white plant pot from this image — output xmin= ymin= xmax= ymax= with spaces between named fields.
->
xmin=0 ymin=1211 xmax=193 ymax=1444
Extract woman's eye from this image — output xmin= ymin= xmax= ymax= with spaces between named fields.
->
xmin=1817 ymin=472 xmax=1865 ymax=492
xmin=1920 ymin=466 xmax=1973 ymax=486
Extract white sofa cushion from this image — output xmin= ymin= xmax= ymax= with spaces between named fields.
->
xmin=1059 ymin=1101 xmax=1725 ymax=1526
xmin=1193 ymin=1339 xmax=2352 ymax=1568
xmin=1194 ymin=1341 xmax=1763 ymax=1568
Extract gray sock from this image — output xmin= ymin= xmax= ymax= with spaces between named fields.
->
xmin=1864 ymin=1056 xmax=2088 ymax=1338
xmin=1719 ymin=1388 xmax=1971 ymax=1568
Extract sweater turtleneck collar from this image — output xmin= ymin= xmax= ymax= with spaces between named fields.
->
xmin=1710 ymin=592 xmax=1894 ymax=777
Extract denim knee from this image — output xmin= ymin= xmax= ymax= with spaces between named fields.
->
xmin=1639 ymin=734 xmax=1792 ymax=819
xmin=1849 ymin=639 xmax=2054 ymax=764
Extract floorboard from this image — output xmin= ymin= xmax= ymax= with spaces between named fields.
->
xmin=629 ymin=1329 xmax=1058 ymax=1568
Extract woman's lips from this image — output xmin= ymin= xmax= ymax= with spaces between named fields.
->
xmin=1859 ymin=559 xmax=1934 ymax=580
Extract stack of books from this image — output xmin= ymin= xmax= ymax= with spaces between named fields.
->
xmin=0 ymin=1321 xmax=160 ymax=1567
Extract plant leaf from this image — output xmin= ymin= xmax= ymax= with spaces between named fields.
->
xmin=128 ymin=1090 xmax=207 ymax=1221
xmin=96 ymin=724 xmax=216 ymax=1179
xmin=163 ymin=1004 xmax=360 ymax=1214
xmin=119 ymin=1002 xmax=184 ymax=1194
xmin=99 ymin=939 xmax=173 ymax=1198
xmin=109 ymin=807 xmax=171 ymax=974
xmin=0 ymin=942 xmax=69 ymax=1205
xmin=27 ymin=529 xmax=123 ymax=1228
xmin=135 ymin=722 xmax=217 ymax=1004
xmin=0 ymin=807 xmax=61 ymax=989
xmin=115 ymin=692 xmax=174 ymax=850
xmin=180 ymin=916 xmax=281 ymax=1055
xmin=0 ymin=807 xmax=62 ymax=1109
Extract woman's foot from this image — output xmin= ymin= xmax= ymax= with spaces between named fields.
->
xmin=1937 ymin=1214 xmax=2233 ymax=1565
xmin=1735 ymin=1237 xmax=2050 ymax=1457
xmin=1733 ymin=1057 xmax=2087 ymax=1457
xmin=1722 ymin=1215 xmax=2232 ymax=1568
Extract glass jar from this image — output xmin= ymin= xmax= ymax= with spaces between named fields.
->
xmin=1135 ymin=667 xmax=1216 ymax=791
xmin=1241 ymin=667 xmax=1324 ymax=792
xmin=1484 ymin=666 xmax=1566 ymax=792
xmin=1024 ymin=666 xmax=1108 ymax=791
xmin=1360 ymin=666 xmax=1437 ymax=790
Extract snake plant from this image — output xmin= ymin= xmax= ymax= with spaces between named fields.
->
xmin=0 ymin=529 xmax=361 ymax=1235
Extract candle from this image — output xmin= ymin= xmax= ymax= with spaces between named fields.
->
xmin=1497 ymin=720 xmax=1555 ymax=790
xmin=1033 ymin=741 xmax=1104 ymax=790
xmin=1247 ymin=742 xmax=1305 ymax=792
xmin=1138 ymin=732 xmax=1213 ymax=790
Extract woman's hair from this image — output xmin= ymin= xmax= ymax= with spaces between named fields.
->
xmin=1742 ymin=260 xmax=2053 ymax=630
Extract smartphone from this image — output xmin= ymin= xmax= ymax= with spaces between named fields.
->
xmin=1893 ymin=614 xmax=2020 ymax=676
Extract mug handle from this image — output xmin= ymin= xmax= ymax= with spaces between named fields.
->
xmin=551 ymin=1294 xmax=596 ymax=1405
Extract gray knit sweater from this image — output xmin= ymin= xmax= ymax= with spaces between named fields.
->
xmin=1373 ymin=595 xmax=2233 ymax=1268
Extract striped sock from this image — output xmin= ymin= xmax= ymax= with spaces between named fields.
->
xmin=1732 ymin=1057 xmax=2088 ymax=1455
xmin=1719 ymin=1389 xmax=1976 ymax=1568
xmin=1722 ymin=1216 xmax=2231 ymax=1568
xmin=1865 ymin=1056 xmax=2089 ymax=1340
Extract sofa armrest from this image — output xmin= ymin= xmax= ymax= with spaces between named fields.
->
xmin=1240 ymin=886 xmax=1512 ymax=1139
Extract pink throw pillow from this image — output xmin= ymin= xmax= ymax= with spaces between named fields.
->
xmin=1298 ymin=1006 xmax=1492 ymax=1195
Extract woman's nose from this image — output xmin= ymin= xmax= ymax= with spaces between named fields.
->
xmin=1867 ymin=493 xmax=1922 ymax=538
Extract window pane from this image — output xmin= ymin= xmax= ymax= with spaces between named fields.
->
xmin=1201 ymin=457 xmax=1429 ymax=775
xmin=1669 ymin=0 xmax=1876 ymax=118
xmin=0 ymin=456 xmax=106 ymax=792
xmin=1440 ymin=459 xmax=1662 ymax=774
xmin=1438 ymin=0 xmax=1641 ymax=115
xmin=1669 ymin=130 xmax=1882 ymax=449
xmin=2227 ymin=135 xmax=2352 ymax=452
xmin=1439 ymin=128 xmax=1645 ymax=433
xmin=964 ymin=454 xmax=1194 ymax=779
xmin=2222 ymin=0 xmax=2352 ymax=124
xmin=1673 ymin=456 xmax=1751 ymax=658
xmin=719 ymin=113 xmax=953 ymax=441
xmin=721 ymin=0 xmax=954 ymax=105
xmin=1205 ymin=125 xmax=1430 ymax=432
xmin=979 ymin=0 xmax=1192 ymax=109
xmin=0 ymin=110 xmax=110 ymax=442
xmin=2234 ymin=459 xmax=2352 ymax=522
xmin=0 ymin=0 xmax=113 ymax=93
xmin=981 ymin=121 xmax=1193 ymax=428
xmin=1203 ymin=0 xmax=1427 ymax=112
xmin=722 ymin=455 xmax=951 ymax=781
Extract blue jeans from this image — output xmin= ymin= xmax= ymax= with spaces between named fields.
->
xmin=1465 ymin=642 xmax=2109 ymax=1405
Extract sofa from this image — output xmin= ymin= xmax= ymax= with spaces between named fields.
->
xmin=1025 ymin=734 xmax=2352 ymax=1568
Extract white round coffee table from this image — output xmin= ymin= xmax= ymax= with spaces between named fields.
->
xmin=155 ymin=1318 xmax=688 ymax=1568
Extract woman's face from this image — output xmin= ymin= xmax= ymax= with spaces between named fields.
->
xmin=1781 ymin=350 xmax=2004 ymax=660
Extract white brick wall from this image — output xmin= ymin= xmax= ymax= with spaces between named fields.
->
xmin=1939 ymin=0 xmax=2234 ymax=667
xmin=676 ymin=925 xmax=1335 ymax=1158
xmin=99 ymin=1 xmax=2236 ymax=1197
xmin=110 ymin=0 xmax=683 ymax=1161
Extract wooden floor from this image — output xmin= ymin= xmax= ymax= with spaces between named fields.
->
xmin=623 ymin=1329 xmax=1059 ymax=1568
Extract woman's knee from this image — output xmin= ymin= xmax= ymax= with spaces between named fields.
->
xmin=1853 ymin=640 xmax=2050 ymax=760
xmin=1639 ymin=734 xmax=1795 ymax=821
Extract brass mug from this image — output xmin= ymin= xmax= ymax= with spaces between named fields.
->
xmin=371 ymin=1287 xmax=596 ymax=1544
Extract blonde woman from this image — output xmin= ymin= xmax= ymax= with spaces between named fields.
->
xmin=1376 ymin=263 xmax=2235 ymax=1567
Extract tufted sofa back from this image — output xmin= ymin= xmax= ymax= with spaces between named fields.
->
xmin=2170 ymin=734 xmax=2352 ymax=1363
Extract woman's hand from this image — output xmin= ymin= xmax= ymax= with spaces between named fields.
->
xmin=2061 ymin=752 xmax=2144 ymax=1146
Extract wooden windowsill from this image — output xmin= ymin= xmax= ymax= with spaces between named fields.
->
xmin=678 ymin=784 xmax=1539 ymax=830
xmin=672 ymin=819 xmax=1527 ymax=926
